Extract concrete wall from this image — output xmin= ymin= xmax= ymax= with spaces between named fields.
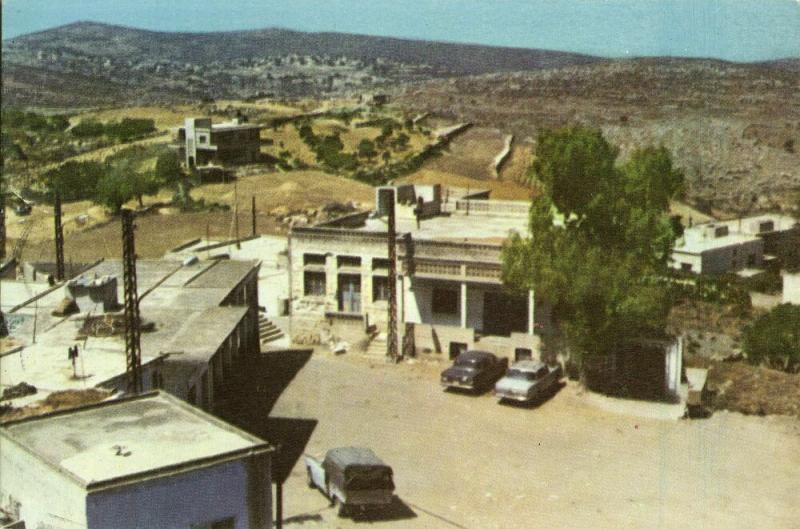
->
xmin=670 ymin=252 xmax=703 ymax=273
xmin=700 ymin=239 xmax=763 ymax=274
xmin=86 ymin=456 xmax=271 ymax=529
xmin=0 ymin=435 xmax=89 ymax=529
xmin=784 ymin=273 xmax=800 ymax=304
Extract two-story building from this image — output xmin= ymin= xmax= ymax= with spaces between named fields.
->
xmin=176 ymin=117 xmax=263 ymax=168
xmin=288 ymin=184 xmax=548 ymax=361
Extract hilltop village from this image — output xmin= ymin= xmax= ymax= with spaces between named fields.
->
xmin=1 ymin=22 xmax=800 ymax=529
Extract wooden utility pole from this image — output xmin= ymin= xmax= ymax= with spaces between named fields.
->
xmin=0 ymin=186 xmax=6 ymax=262
xmin=54 ymin=191 xmax=65 ymax=281
xmin=251 ymin=195 xmax=257 ymax=237
xmin=121 ymin=209 xmax=142 ymax=394
xmin=387 ymin=189 xmax=399 ymax=361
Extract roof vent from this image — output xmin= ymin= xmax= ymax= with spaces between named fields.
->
xmin=112 ymin=444 xmax=132 ymax=457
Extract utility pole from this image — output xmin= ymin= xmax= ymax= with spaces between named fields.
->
xmin=121 ymin=209 xmax=142 ymax=394
xmin=251 ymin=195 xmax=257 ymax=237
xmin=0 ymin=185 xmax=6 ymax=262
xmin=234 ymin=179 xmax=241 ymax=249
xmin=386 ymin=189 xmax=399 ymax=361
xmin=54 ymin=190 xmax=65 ymax=281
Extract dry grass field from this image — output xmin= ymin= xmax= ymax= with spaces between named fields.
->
xmin=19 ymin=169 xmax=375 ymax=262
xmin=424 ymin=127 xmax=507 ymax=181
xmin=400 ymin=168 xmax=536 ymax=201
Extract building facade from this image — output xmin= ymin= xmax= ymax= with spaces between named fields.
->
xmin=289 ymin=185 xmax=545 ymax=360
xmin=0 ymin=392 xmax=272 ymax=529
xmin=177 ymin=117 xmax=263 ymax=167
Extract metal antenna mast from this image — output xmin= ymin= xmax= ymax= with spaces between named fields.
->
xmin=121 ymin=209 xmax=142 ymax=394
xmin=54 ymin=190 xmax=65 ymax=281
xmin=387 ymin=189 xmax=399 ymax=361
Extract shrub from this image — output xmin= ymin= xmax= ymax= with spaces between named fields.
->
xmin=742 ymin=304 xmax=800 ymax=373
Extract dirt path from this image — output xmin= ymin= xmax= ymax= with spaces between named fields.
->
xmin=267 ymin=352 xmax=799 ymax=529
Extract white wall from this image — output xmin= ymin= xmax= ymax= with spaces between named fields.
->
xmin=86 ymin=457 xmax=271 ymax=529
xmin=0 ymin=436 xmax=89 ymax=529
xmin=784 ymin=273 xmax=800 ymax=304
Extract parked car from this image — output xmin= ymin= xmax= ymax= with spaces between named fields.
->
xmin=494 ymin=360 xmax=562 ymax=403
xmin=304 ymin=447 xmax=395 ymax=517
xmin=440 ymin=350 xmax=508 ymax=392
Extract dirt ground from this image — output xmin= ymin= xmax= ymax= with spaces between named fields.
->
xmin=17 ymin=170 xmax=375 ymax=262
xmin=228 ymin=350 xmax=800 ymax=529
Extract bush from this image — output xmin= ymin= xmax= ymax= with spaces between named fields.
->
xmin=71 ymin=117 xmax=155 ymax=141
xmin=742 ymin=304 xmax=800 ymax=373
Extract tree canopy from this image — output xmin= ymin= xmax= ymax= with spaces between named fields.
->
xmin=504 ymin=127 xmax=685 ymax=364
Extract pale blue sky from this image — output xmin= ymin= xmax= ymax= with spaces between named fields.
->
xmin=2 ymin=0 xmax=799 ymax=61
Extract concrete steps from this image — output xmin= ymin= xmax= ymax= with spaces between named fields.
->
xmin=259 ymin=314 xmax=285 ymax=345
xmin=365 ymin=332 xmax=387 ymax=356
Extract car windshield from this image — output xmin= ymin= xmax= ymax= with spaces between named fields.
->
xmin=345 ymin=467 xmax=394 ymax=490
xmin=507 ymin=369 xmax=537 ymax=381
xmin=455 ymin=356 xmax=481 ymax=367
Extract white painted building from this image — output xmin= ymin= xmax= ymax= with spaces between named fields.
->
xmin=670 ymin=214 xmax=800 ymax=275
xmin=0 ymin=391 xmax=273 ymax=529
xmin=670 ymin=222 xmax=764 ymax=274
xmin=288 ymin=185 xmax=546 ymax=360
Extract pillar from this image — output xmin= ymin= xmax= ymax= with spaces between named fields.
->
xmin=460 ymin=282 xmax=467 ymax=328
xmin=527 ymin=289 xmax=535 ymax=335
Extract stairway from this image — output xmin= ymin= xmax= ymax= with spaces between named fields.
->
xmin=258 ymin=314 xmax=285 ymax=346
xmin=365 ymin=332 xmax=387 ymax=356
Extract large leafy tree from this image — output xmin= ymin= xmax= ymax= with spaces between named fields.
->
xmin=504 ymin=127 xmax=684 ymax=368
xmin=154 ymin=152 xmax=190 ymax=208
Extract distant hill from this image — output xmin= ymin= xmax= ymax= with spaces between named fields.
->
xmin=1 ymin=21 xmax=606 ymax=107
xmin=3 ymin=21 xmax=600 ymax=74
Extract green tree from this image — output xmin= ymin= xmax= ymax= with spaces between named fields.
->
xmin=504 ymin=127 xmax=684 ymax=375
xmin=742 ymin=304 xmax=800 ymax=373
xmin=154 ymin=152 xmax=190 ymax=208
xmin=357 ymin=138 xmax=377 ymax=159
xmin=95 ymin=162 xmax=135 ymax=214
xmin=44 ymin=161 xmax=104 ymax=202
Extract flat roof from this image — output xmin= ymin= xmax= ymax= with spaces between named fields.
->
xmin=674 ymin=231 xmax=761 ymax=254
xmin=3 ymin=258 xmax=259 ymax=405
xmin=359 ymin=212 xmax=528 ymax=244
xmin=1 ymin=392 xmax=270 ymax=489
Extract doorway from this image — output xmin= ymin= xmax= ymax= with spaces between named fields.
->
xmin=482 ymin=291 xmax=527 ymax=336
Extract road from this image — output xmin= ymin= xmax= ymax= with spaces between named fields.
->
xmin=258 ymin=351 xmax=799 ymax=529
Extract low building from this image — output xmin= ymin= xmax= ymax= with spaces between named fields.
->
xmin=1 ymin=258 xmax=260 ymax=414
xmin=0 ymin=391 xmax=273 ymax=529
xmin=671 ymin=214 xmax=800 ymax=275
xmin=670 ymin=222 xmax=764 ymax=274
xmin=289 ymin=184 xmax=547 ymax=361
xmin=176 ymin=117 xmax=263 ymax=168
xmin=783 ymin=272 xmax=800 ymax=304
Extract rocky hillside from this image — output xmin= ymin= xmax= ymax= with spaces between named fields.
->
xmin=398 ymin=59 xmax=800 ymax=214
xmin=2 ymin=21 xmax=600 ymax=106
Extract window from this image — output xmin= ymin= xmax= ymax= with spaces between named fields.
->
xmin=304 ymin=253 xmax=326 ymax=265
xmin=337 ymin=255 xmax=361 ymax=268
xmin=198 ymin=134 xmax=208 ymax=144
xmin=373 ymin=276 xmax=390 ymax=301
xmin=432 ymin=287 xmax=458 ymax=314
xmin=304 ymin=271 xmax=326 ymax=296
xmin=680 ymin=263 xmax=693 ymax=272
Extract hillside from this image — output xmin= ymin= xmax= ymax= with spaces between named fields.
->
xmin=397 ymin=59 xmax=800 ymax=214
xmin=2 ymin=21 xmax=601 ymax=107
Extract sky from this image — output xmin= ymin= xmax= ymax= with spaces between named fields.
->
xmin=2 ymin=0 xmax=799 ymax=62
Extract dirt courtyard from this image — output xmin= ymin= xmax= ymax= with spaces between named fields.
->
xmin=255 ymin=351 xmax=799 ymax=529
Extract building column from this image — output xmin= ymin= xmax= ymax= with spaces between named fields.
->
xmin=527 ymin=289 xmax=535 ymax=335
xmin=460 ymin=282 xmax=468 ymax=328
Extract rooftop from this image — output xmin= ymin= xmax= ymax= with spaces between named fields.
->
xmin=674 ymin=227 xmax=761 ymax=254
xmin=0 ymin=391 xmax=270 ymax=489
xmin=358 ymin=212 xmax=528 ymax=245
xmin=2 ymin=259 xmax=259 ymax=405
